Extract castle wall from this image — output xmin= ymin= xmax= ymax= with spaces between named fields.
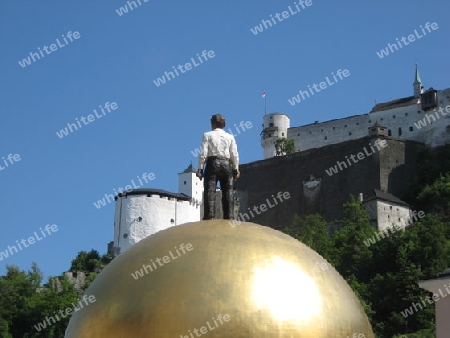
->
xmin=235 ymin=136 xmax=424 ymax=229
xmin=288 ymin=114 xmax=369 ymax=152
xmin=286 ymin=88 xmax=450 ymax=152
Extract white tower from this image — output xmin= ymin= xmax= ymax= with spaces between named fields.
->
xmin=112 ymin=164 xmax=203 ymax=255
xmin=112 ymin=189 xmax=200 ymax=255
xmin=178 ymin=163 xmax=203 ymax=206
xmin=260 ymin=113 xmax=290 ymax=159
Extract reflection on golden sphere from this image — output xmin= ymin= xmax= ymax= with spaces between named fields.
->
xmin=65 ymin=220 xmax=374 ymax=337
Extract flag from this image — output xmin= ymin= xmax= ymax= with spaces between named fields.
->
xmin=262 ymin=91 xmax=266 ymax=98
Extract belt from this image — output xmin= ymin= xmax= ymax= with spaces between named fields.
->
xmin=207 ymin=156 xmax=230 ymax=161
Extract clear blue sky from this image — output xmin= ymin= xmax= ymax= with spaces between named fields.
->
xmin=1 ymin=1 xmax=449 ymax=279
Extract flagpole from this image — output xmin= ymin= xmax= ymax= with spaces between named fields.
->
xmin=264 ymin=95 xmax=267 ymax=115
xmin=262 ymin=91 xmax=267 ymax=115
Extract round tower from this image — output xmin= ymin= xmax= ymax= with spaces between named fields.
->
xmin=112 ymin=188 xmax=199 ymax=255
xmin=260 ymin=113 xmax=290 ymax=159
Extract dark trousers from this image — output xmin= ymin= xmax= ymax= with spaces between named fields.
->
xmin=203 ymin=157 xmax=234 ymax=220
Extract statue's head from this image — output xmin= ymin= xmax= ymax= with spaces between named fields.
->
xmin=211 ymin=114 xmax=226 ymax=129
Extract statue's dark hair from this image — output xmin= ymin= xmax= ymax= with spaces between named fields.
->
xmin=211 ymin=114 xmax=226 ymax=128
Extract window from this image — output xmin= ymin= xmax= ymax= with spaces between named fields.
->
xmin=380 ymin=118 xmax=383 ymax=121
xmin=357 ymin=123 xmax=359 ymax=125
xmin=324 ymin=136 xmax=327 ymax=140
xmin=344 ymin=125 xmax=347 ymax=127
xmin=390 ymin=206 xmax=392 ymax=210
xmin=333 ymin=127 xmax=335 ymax=130
xmin=309 ymin=131 xmax=312 ymax=134
xmin=282 ymin=132 xmax=284 ymax=136
xmin=369 ymin=120 xmax=372 ymax=123
xmin=405 ymin=113 xmax=408 ymax=116
xmin=409 ymin=127 xmax=413 ymax=131
xmin=269 ymin=123 xmax=274 ymax=127
xmin=297 ymin=133 xmax=300 ymax=136
xmin=398 ymin=127 xmax=402 ymax=136
xmin=388 ymin=129 xmax=392 ymax=136
xmin=270 ymin=116 xmax=273 ymax=119
xmin=184 ymin=181 xmax=186 ymax=185
xmin=393 ymin=115 xmax=396 ymax=118
xmin=349 ymin=132 xmax=352 ymax=136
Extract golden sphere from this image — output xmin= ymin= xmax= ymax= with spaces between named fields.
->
xmin=65 ymin=220 xmax=374 ymax=337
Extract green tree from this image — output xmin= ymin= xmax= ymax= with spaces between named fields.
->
xmin=283 ymin=213 xmax=332 ymax=261
xmin=331 ymin=195 xmax=374 ymax=281
xmin=0 ymin=265 xmax=41 ymax=337
xmin=405 ymin=144 xmax=450 ymax=207
xmin=25 ymin=275 xmax=80 ymax=337
xmin=69 ymin=250 xmax=113 ymax=292
xmin=417 ymin=173 xmax=450 ymax=216
xmin=275 ymin=138 xmax=295 ymax=156
xmin=0 ymin=262 xmax=99 ymax=337
xmin=0 ymin=316 xmax=12 ymax=338
xmin=70 ymin=250 xmax=112 ymax=273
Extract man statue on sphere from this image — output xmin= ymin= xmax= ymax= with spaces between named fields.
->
xmin=196 ymin=114 xmax=240 ymax=220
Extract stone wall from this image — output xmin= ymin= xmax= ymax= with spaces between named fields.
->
xmin=235 ymin=136 xmax=425 ymax=229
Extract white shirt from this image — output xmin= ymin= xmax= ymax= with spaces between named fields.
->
xmin=198 ymin=128 xmax=239 ymax=170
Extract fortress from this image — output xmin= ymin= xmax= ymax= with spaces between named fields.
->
xmin=262 ymin=66 xmax=450 ymax=159
xmin=109 ymin=66 xmax=450 ymax=255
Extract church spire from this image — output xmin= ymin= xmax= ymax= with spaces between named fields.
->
xmin=413 ymin=63 xmax=423 ymax=98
